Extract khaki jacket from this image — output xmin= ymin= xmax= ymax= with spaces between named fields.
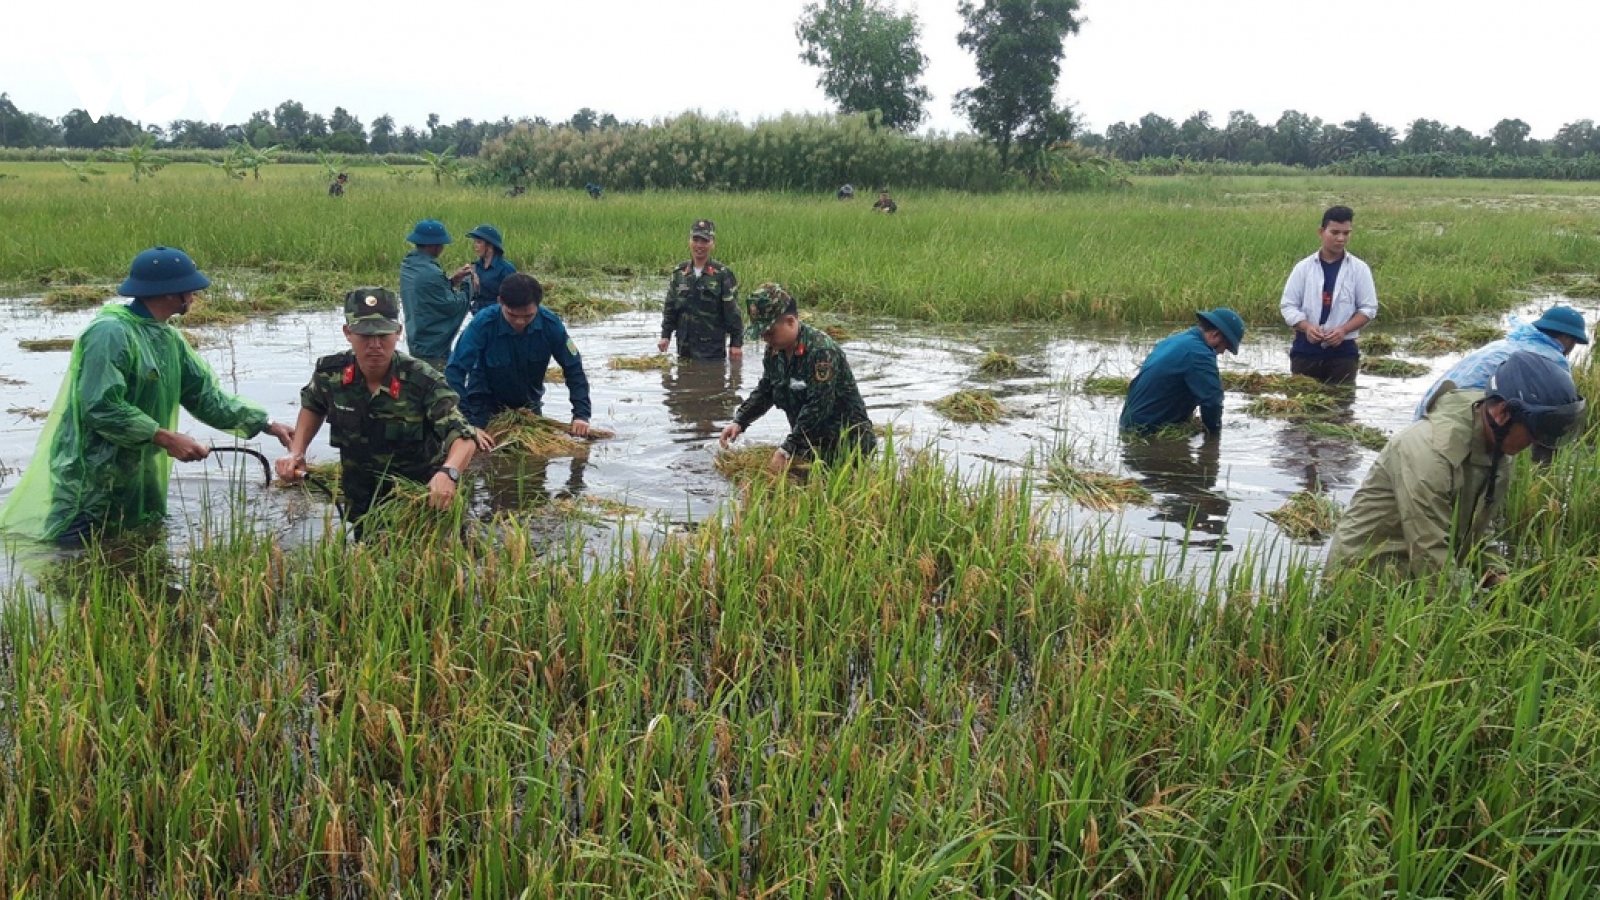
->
xmin=1325 ymin=386 xmax=1510 ymax=579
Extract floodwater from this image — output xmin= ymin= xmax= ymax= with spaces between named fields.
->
xmin=1 ymin=288 xmax=1592 ymax=586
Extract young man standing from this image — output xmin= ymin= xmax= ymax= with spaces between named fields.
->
xmin=1279 ymin=206 xmax=1377 ymax=386
xmin=659 ymin=219 xmax=743 ymax=362
xmin=0 ymin=247 xmax=292 ymax=543
xmin=1119 ymin=308 xmax=1246 ymax=436
xmin=399 ymin=218 xmax=473 ymax=371
xmin=276 ymin=288 xmax=478 ymax=533
xmin=719 ymin=284 xmax=875 ymax=474
xmin=446 ymin=273 xmax=592 ymax=439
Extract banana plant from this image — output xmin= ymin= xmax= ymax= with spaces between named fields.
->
xmin=229 ymin=138 xmax=280 ymax=181
xmin=316 ymin=149 xmax=345 ymax=181
xmin=59 ymin=154 xmax=108 ymax=183
xmin=111 ymin=135 xmax=171 ymax=182
xmin=421 ymin=144 xmax=462 ymax=185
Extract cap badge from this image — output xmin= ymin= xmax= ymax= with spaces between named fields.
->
xmin=364 ymin=296 xmax=378 ymax=307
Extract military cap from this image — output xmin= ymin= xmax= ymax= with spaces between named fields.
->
xmin=690 ymin=219 xmax=716 ymax=239
xmin=344 ymin=287 xmax=401 ymax=335
xmin=744 ymin=283 xmax=797 ymax=340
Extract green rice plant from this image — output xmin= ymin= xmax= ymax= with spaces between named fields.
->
xmin=931 ymin=389 xmax=1007 ymax=423
xmin=1044 ymin=451 xmax=1151 ymax=510
xmin=1080 ymin=375 xmax=1129 ymax=396
xmin=17 ymin=337 xmax=74 ymax=352
xmin=1359 ymin=356 xmax=1429 ymax=378
xmin=976 ymin=351 xmax=1021 ymax=376
xmin=1408 ymin=333 xmax=1468 ymax=355
xmin=607 ymin=354 xmax=674 ymax=371
xmin=543 ymin=282 xmax=629 ymax=322
xmin=41 ymin=285 xmax=112 ymax=308
xmin=1360 ymin=332 xmax=1397 ymax=355
xmin=1452 ymin=320 xmax=1503 ymax=346
xmin=1220 ymin=370 xmax=1340 ymax=395
xmin=1302 ymin=420 xmax=1391 ymax=451
xmin=1243 ymin=392 xmax=1346 ymax=421
xmin=1261 ymin=490 xmax=1343 ymax=539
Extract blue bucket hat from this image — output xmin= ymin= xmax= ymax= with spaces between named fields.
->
xmin=406 ymin=219 xmax=452 ymax=245
xmin=465 ymin=224 xmax=504 ymax=253
xmin=1196 ymin=307 xmax=1246 ymax=354
xmin=118 ymin=246 xmax=211 ymax=298
xmin=1532 ymin=305 xmax=1589 ymax=345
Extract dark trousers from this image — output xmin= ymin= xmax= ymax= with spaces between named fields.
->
xmin=1290 ymin=354 xmax=1359 ymax=387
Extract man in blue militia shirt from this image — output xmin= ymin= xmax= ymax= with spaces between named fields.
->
xmin=1278 ymin=205 xmax=1379 ymax=387
xmin=445 ymin=273 xmax=593 ymax=441
xmin=1120 ymin=308 xmax=1246 ymax=435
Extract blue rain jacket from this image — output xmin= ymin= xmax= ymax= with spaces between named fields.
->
xmin=1412 ymin=322 xmax=1569 ymax=420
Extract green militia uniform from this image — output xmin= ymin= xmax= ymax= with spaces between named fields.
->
xmin=300 ymin=351 xmax=476 ymax=525
xmin=662 ymin=260 xmax=742 ymax=360
xmin=733 ymin=323 xmax=875 ymax=462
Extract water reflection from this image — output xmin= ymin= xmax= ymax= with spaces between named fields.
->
xmin=476 ymin=453 xmax=590 ymax=515
xmin=661 ymin=359 xmax=744 ymax=443
xmin=1121 ymin=434 xmax=1231 ymax=550
xmin=1272 ymin=424 xmax=1366 ymax=496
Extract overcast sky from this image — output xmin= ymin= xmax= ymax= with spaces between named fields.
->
xmin=3 ymin=0 xmax=1594 ymax=138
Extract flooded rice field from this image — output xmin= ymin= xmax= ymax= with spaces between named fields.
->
xmin=1 ymin=287 xmax=1592 ymax=586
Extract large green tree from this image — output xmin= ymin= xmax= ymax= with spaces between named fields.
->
xmin=953 ymin=0 xmax=1082 ymax=168
xmin=796 ymin=0 xmax=931 ymax=131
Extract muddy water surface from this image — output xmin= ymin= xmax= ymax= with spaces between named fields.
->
xmin=2 ymin=290 xmax=1592 ymax=586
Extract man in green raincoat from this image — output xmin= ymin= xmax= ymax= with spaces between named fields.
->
xmin=0 ymin=247 xmax=293 ymax=543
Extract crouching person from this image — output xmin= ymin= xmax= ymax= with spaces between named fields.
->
xmin=275 ymin=288 xmax=478 ymax=537
xmin=719 ymin=284 xmax=875 ymax=474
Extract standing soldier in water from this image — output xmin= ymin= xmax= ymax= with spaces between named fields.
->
xmin=658 ymin=219 xmax=743 ymax=362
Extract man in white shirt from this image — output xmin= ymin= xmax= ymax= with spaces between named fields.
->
xmin=1278 ymin=206 xmax=1378 ymax=386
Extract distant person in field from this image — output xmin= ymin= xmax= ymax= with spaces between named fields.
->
xmin=505 ymin=184 xmax=526 ymax=198
xmin=328 ymin=172 xmax=347 ymax=196
xmin=398 ymin=219 xmax=473 ymax=371
xmin=1327 ymin=352 xmax=1584 ymax=582
xmin=658 ymin=219 xmax=743 ymax=362
xmin=1413 ymin=305 xmax=1588 ymax=421
xmin=837 ymin=183 xmax=855 ymax=200
xmin=1119 ymin=308 xmax=1246 ymax=436
xmin=719 ymin=284 xmax=875 ymax=473
xmin=872 ymin=190 xmax=897 ymax=214
xmin=1279 ymin=205 xmax=1377 ymax=387
xmin=586 ymin=182 xmax=604 ymax=199
xmin=445 ymin=273 xmax=593 ymax=439
xmin=465 ymin=224 xmax=518 ymax=315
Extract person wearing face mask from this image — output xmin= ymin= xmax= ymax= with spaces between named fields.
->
xmin=0 ymin=247 xmax=292 ymax=543
xmin=1326 ymin=352 xmax=1586 ymax=582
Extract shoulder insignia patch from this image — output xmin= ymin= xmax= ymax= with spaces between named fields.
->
xmin=566 ymin=338 xmax=580 ymax=357
xmin=814 ymin=356 xmax=833 ymax=383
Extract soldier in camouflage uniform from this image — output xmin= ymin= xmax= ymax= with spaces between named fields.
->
xmin=276 ymin=288 xmax=478 ymax=535
xmin=720 ymin=284 xmax=875 ymax=474
xmin=658 ymin=219 xmax=743 ymax=362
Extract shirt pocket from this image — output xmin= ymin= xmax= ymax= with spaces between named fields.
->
xmin=326 ymin=404 xmax=362 ymax=450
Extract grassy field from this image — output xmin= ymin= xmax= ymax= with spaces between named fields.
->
xmin=4 ymin=406 xmax=1600 ymax=894
xmin=2 ymin=163 xmax=1598 ymax=324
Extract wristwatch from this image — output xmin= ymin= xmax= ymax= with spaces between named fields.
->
xmin=439 ymin=466 xmax=461 ymax=483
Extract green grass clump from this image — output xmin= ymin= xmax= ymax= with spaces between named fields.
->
xmin=1302 ymin=420 xmax=1391 ymax=451
xmin=1080 ymin=375 xmax=1130 ymax=396
xmin=1220 ymin=370 xmax=1339 ymax=396
xmin=1360 ymin=332 xmax=1397 ymax=355
xmin=543 ymin=282 xmax=629 ymax=322
xmin=1261 ymin=490 xmax=1343 ymax=539
xmin=1044 ymin=455 xmax=1152 ymax=510
xmin=1359 ymin=356 xmax=1429 ymax=378
xmin=1243 ymin=392 xmax=1346 ymax=421
xmin=41 ymin=285 xmax=112 ymax=308
xmin=1408 ymin=333 xmax=1468 ymax=356
xmin=608 ymin=353 xmax=673 ymax=371
xmin=18 ymin=337 xmax=74 ymax=352
xmin=931 ymin=389 xmax=1007 ymax=423
xmin=977 ymin=351 xmax=1022 ymax=377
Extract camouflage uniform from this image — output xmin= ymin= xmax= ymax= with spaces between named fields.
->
xmin=300 ymin=351 xmax=476 ymax=525
xmin=661 ymin=219 xmax=742 ymax=361
xmin=734 ymin=286 xmax=875 ymax=462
